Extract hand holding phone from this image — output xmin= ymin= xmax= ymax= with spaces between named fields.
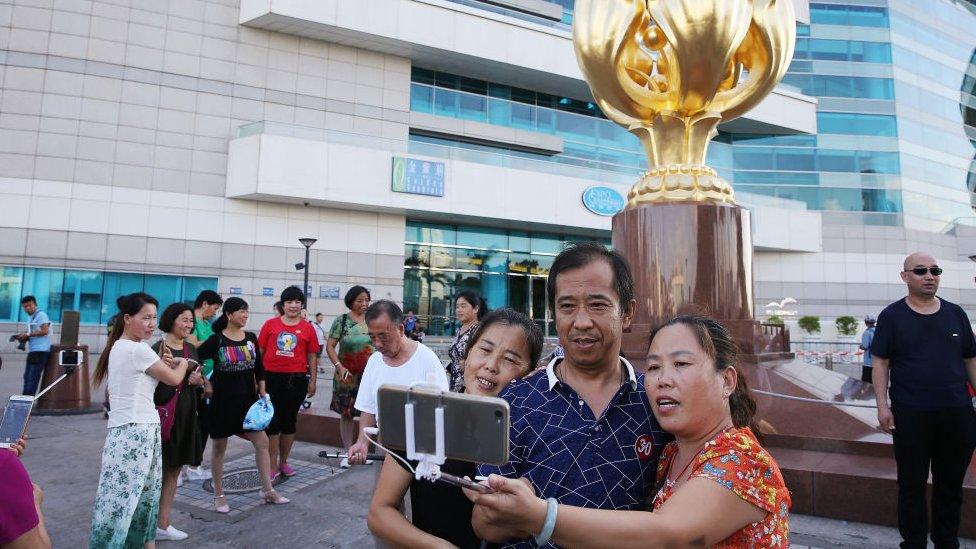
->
xmin=0 ymin=396 xmax=35 ymax=449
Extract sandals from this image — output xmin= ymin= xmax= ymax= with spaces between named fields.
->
xmin=213 ymin=494 xmax=230 ymax=514
xmin=260 ymin=489 xmax=290 ymax=505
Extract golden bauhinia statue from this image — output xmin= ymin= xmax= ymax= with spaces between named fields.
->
xmin=573 ymin=0 xmax=796 ymax=206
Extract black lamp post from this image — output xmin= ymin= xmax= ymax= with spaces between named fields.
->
xmin=297 ymin=238 xmax=317 ymax=300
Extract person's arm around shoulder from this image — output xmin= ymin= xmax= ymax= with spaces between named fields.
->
xmin=368 ymin=458 xmax=456 ymax=549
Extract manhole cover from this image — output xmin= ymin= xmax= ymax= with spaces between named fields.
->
xmin=202 ymin=469 xmax=282 ymax=494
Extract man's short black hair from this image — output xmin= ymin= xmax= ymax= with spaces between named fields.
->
xmin=193 ymin=290 xmax=223 ymax=309
xmin=546 ymin=242 xmax=634 ymax=315
xmin=365 ymin=300 xmax=404 ymax=326
xmin=20 ymin=295 xmax=36 ymax=305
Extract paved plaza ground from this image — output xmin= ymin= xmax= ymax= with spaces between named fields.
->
xmin=1 ymin=352 xmax=974 ymax=548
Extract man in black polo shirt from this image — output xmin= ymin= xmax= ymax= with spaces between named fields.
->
xmin=871 ymin=252 xmax=976 ymax=549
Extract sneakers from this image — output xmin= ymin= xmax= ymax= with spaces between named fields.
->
xmin=279 ymin=463 xmax=296 ymax=477
xmin=185 ymin=466 xmax=212 ymax=481
xmin=156 ymin=525 xmax=188 ymax=541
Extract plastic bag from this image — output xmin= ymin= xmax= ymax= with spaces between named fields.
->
xmin=243 ymin=394 xmax=274 ymax=431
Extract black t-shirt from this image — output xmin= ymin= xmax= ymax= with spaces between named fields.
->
xmin=871 ymin=298 xmax=976 ymax=410
xmin=392 ymin=451 xmax=482 ymax=549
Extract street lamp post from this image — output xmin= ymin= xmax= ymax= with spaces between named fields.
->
xmin=298 ymin=238 xmax=317 ymax=300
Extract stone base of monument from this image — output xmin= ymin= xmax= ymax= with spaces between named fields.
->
xmin=34 ymin=344 xmax=101 ymax=415
xmin=613 ymin=202 xmax=792 ymax=366
xmin=295 ymin=408 xmax=354 ymax=448
xmin=745 ymin=359 xmax=976 ymax=537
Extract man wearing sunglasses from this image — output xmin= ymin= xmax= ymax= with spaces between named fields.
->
xmin=870 ymin=252 xmax=976 ymax=549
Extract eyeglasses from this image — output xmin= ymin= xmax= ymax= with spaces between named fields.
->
xmin=905 ymin=266 xmax=943 ymax=276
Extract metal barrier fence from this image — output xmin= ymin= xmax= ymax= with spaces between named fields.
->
xmin=791 ymin=340 xmax=863 ymax=369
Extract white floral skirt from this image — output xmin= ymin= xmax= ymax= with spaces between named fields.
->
xmin=89 ymin=423 xmax=162 ymax=548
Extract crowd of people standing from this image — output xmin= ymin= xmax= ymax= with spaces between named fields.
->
xmin=3 ymin=242 xmax=973 ymax=549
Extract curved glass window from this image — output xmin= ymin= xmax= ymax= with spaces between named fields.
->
xmin=817 ymin=112 xmax=898 ymax=136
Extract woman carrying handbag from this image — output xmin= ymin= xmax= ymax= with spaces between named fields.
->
xmin=151 ymin=303 xmax=206 ymax=542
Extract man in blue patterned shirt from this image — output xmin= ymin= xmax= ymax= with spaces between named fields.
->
xmin=475 ymin=242 xmax=671 ymax=548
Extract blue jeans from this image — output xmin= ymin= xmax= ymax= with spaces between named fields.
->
xmin=23 ymin=351 xmax=49 ymax=395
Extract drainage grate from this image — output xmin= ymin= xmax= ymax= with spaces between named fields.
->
xmin=202 ymin=468 xmax=280 ymax=494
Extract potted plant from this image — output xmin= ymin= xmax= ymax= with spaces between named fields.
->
xmin=798 ymin=316 xmax=821 ymax=340
xmin=835 ymin=316 xmax=858 ymax=341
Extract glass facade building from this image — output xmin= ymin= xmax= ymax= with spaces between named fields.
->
xmin=411 ymin=0 xmax=976 ymax=229
xmin=0 ymin=267 xmax=216 ymax=325
xmin=403 ymin=221 xmax=609 ymax=336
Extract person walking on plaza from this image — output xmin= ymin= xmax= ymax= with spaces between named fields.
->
xmin=326 ymin=286 xmax=374 ymax=469
xmin=90 ymin=293 xmax=189 ymax=548
xmin=872 ymin=252 xmax=976 ymax=549
xmin=258 ymin=286 xmax=320 ymax=480
xmin=184 ymin=290 xmax=222 ymax=482
xmin=472 ymin=242 xmax=671 ymax=548
xmin=313 ymin=312 xmax=327 ymax=374
xmin=368 ymin=308 xmax=544 ymax=548
xmin=14 ymin=296 xmax=51 ymax=396
xmin=151 ymin=304 xmax=206 ymax=542
xmin=347 ymin=300 xmax=449 ymax=465
xmin=446 ymin=291 xmax=486 ymax=392
xmin=198 ymin=297 xmax=287 ymax=512
xmin=859 ymin=315 xmax=876 ymax=384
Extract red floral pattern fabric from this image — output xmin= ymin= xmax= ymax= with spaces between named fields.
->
xmin=651 ymin=427 xmax=791 ymax=547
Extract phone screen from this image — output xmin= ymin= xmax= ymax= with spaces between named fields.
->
xmin=60 ymin=349 xmax=80 ymax=366
xmin=0 ymin=398 xmax=33 ymax=445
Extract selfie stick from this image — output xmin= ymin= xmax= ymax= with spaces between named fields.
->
xmin=405 ymin=395 xmax=446 ymax=482
xmin=32 ymin=364 xmax=77 ymax=400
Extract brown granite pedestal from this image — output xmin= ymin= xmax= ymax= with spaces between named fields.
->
xmin=34 ymin=344 xmax=99 ymax=415
xmin=612 ymin=202 xmax=792 ymax=365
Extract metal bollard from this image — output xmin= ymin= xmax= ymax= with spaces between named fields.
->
xmin=825 ymin=354 xmax=834 ymax=371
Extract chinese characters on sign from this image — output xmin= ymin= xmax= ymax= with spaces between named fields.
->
xmin=392 ymin=157 xmax=445 ymax=197
xmin=319 ymin=286 xmax=340 ymax=299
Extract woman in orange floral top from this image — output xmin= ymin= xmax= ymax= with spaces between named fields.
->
xmin=467 ymin=315 xmax=791 ymax=547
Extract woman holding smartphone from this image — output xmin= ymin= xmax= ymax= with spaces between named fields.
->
xmin=326 ymin=286 xmax=373 ymax=468
xmin=90 ymin=293 xmax=189 ymax=549
xmin=151 ymin=303 xmax=206 ymax=542
xmin=367 ymin=308 xmax=543 ymax=548
xmin=197 ymin=297 xmax=288 ymax=511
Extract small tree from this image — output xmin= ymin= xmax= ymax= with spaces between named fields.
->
xmin=835 ymin=316 xmax=858 ymax=336
xmin=798 ymin=316 xmax=821 ymax=335
xmin=766 ymin=315 xmax=785 ymax=325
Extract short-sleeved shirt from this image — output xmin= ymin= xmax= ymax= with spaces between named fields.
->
xmin=106 ymin=339 xmax=161 ymax=428
xmin=0 ymin=451 xmax=39 ymax=545
xmin=478 ymin=357 xmax=672 ymax=549
xmin=871 ymin=298 xmax=976 ymax=410
xmin=193 ymin=317 xmax=215 ymax=377
xmin=257 ymin=317 xmax=322 ymax=374
xmin=25 ymin=310 xmax=51 ymax=352
xmin=860 ymin=326 xmax=875 ymax=367
xmin=328 ymin=315 xmax=374 ymax=375
xmin=651 ymin=427 xmax=791 ymax=548
xmin=355 ymin=343 xmax=449 ymax=417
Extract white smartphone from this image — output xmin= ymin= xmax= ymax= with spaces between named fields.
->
xmin=0 ymin=395 xmax=35 ymax=448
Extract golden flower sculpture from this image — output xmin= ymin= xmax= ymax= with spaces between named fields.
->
xmin=573 ymin=0 xmax=796 ymax=206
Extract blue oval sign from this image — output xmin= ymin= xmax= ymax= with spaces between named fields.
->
xmin=582 ymin=186 xmax=625 ymax=216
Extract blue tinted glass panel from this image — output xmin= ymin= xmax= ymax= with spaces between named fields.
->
xmin=809 ymin=39 xmax=847 ymax=60
xmin=776 ymin=149 xmax=817 ymax=171
xmin=20 ymin=268 xmax=64 ymax=322
xmin=847 ymin=6 xmax=889 ymax=28
xmin=62 ymin=270 xmax=103 ymax=324
xmin=457 ymin=227 xmax=508 ymax=250
xmin=101 ymin=272 xmax=144 ymax=323
xmin=182 ymin=277 xmax=216 ymax=305
xmin=817 ymin=112 xmax=898 ymax=136
xmin=145 ymin=275 xmax=182 ymax=312
xmin=817 ymin=150 xmax=857 ymax=172
xmin=733 ymin=148 xmax=776 ymax=170
xmin=0 ymin=266 xmax=24 ymax=322
xmin=410 ymin=83 xmax=433 ymax=114
xmin=810 ymin=3 xmax=848 ymax=25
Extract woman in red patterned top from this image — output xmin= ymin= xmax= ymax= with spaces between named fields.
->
xmin=467 ymin=315 xmax=791 ymax=547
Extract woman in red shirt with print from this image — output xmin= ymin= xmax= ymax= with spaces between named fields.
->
xmin=258 ymin=286 xmax=321 ymax=480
